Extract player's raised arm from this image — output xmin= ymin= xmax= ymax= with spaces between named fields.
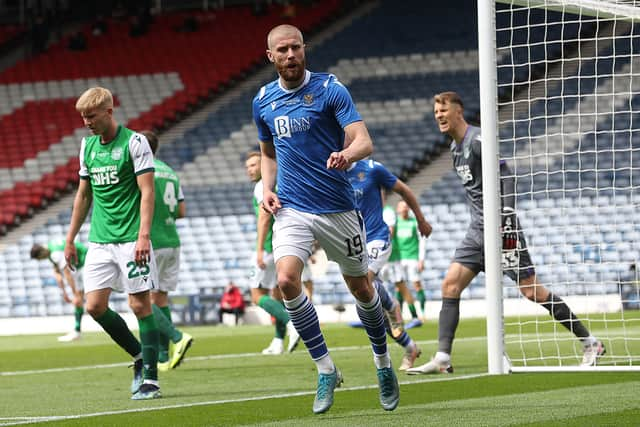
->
xmin=327 ymin=121 xmax=373 ymax=170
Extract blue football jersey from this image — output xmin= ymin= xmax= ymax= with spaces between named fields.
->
xmin=347 ymin=159 xmax=398 ymax=242
xmin=252 ymin=70 xmax=362 ymax=213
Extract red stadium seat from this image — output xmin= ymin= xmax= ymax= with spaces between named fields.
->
xmin=0 ymin=1 xmax=343 ymax=230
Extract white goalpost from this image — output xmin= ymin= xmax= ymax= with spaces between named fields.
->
xmin=479 ymin=0 xmax=640 ymax=372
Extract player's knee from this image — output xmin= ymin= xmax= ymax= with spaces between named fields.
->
xmin=85 ymin=302 xmax=106 ymax=318
xmin=520 ymin=285 xmax=545 ymax=302
xmin=277 ymin=272 xmax=300 ymax=295
xmin=519 ymin=286 xmax=536 ymax=301
xmin=518 ymin=275 xmax=541 ymax=301
xmin=128 ymin=299 xmax=149 ymax=317
xmin=352 ymin=287 xmax=374 ymax=302
xmin=347 ymin=279 xmax=374 ymax=302
xmin=441 ymin=279 xmax=463 ymax=298
xmin=151 ymin=291 xmax=168 ymax=307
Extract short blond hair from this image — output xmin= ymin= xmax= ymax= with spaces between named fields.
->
xmin=433 ymin=91 xmax=464 ymax=109
xmin=267 ymin=24 xmax=303 ymax=49
xmin=75 ymin=87 xmax=113 ymax=112
xmin=246 ymin=151 xmax=261 ymax=161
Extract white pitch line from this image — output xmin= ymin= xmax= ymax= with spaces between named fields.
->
xmin=0 ymin=337 xmax=486 ymax=377
xmin=5 ymin=326 xmax=636 ymax=377
xmin=0 ymin=372 xmax=490 ymax=426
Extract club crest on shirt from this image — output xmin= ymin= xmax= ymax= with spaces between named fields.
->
xmin=111 ymin=147 xmax=123 ymax=161
xmin=358 ymin=172 xmax=366 ymax=181
xmin=303 ymin=94 xmax=314 ymax=105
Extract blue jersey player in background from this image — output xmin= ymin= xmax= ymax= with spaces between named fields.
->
xmin=347 ymin=159 xmax=432 ymax=371
xmin=252 ymin=24 xmax=399 ymax=414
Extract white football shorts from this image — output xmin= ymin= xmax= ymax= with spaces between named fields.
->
xmin=250 ymin=250 xmax=277 ymax=289
xmin=83 ymin=241 xmax=157 ymax=294
xmin=399 ymin=259 xmax=421 ymax=283
xmin=366 ymin=239 xmax=392 ymax=276
xmin=273 ymin=208 xmax=368 ymax=277
xmin=153 ymin=247 xmax=180 ymax=292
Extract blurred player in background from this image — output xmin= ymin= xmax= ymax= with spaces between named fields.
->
xmin=254 ymin=24 xmax=399 ymax=413
xmin=407 ymin=91 xmax=605 ymax=374
xmin=394 ymin=200 xmax=428 ymax=327
xmin=141 ymin=130 xmax=193 ymax=372
xmin=346 ymin=158 xmax=432 ymax=370
xmin=380 ymin=201 xmax=402 ymax=290
xmin=64 ymin=87 xmax=161 ymax=400
xmin=31 ymin=240 xmax=87 ymax=342
xmin=245 ymin=151 xmax=300 ymax=355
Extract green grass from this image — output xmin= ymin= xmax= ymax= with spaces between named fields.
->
xmin=1 ymin=317 xmax=639 ymax=426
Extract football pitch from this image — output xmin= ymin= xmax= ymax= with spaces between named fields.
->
xmin=1 ymin=317 xmax=639 ymax=426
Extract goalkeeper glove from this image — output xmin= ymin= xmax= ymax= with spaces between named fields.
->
xmin=501 ymin=207 xmax=518 ymax=250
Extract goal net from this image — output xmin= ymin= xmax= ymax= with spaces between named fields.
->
xmin=481 ymin=0 xmax=640 ymax=372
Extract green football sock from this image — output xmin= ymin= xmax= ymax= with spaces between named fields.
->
xmin=274 ymin=319 xmax=287 ymax=339
xmin=258 ymin=295 xmax=290 ymax=325
xmin=161 ymin=305 xmax=183 ymax=342
xmin=138 ymin=313 xmax=159 ymax=381
xmin=159 ymin=305 xmax=173 ymax=322
xmin=408 ymin=303 xmax=418 ymax=319
xmin=395 ymin=290 xmax=404 ymax=305
xmin=416 ymin=289 xmax=426 ymax=312
xmin=275 ymin=300 xmax=287 ymax=339
xmin=94 ymin=308 xmax=141 ymax=357
xmin=151 ymin=304 xmax=181 ymax=362
xmin=259 ymin=296 xmax=289 ymax=339
xmin=152 ymin=304 xmax=182 ymax=342
xmin=74 ymin=306 xmax=84 ymax=332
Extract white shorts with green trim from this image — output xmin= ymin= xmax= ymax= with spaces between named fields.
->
xmin=83 ymin=242 xmax=157 ymax=294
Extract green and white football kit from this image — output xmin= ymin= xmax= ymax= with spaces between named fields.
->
xmin=79 ymin=126 xmax=157 ymax=294
xmin=395 ymin=216 xmax=425 ymax=283
xmin=252 ymin=179 xmax=276 ymax=289
xmin=47 ymin=239 xmax=87 ymax=291
xmin=150 ymin=158 xmax=191 ymax=370
xmin=151 ymin=158 xmax=183 ymax=292
xmin=380 ymin=205 xmax=403 ymax=283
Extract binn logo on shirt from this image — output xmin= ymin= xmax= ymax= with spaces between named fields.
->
xmin=274 ymin=115 xmax=312 ymax=138
xmin=274 ymin=115 xmax=291 ymax=138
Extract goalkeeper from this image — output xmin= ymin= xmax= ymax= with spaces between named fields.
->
xmin=407 ymin=91 xmax=605 ymax=374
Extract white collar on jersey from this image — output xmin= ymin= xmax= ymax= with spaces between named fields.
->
xmin=278 ymin=70 xmax=311 ymax=93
